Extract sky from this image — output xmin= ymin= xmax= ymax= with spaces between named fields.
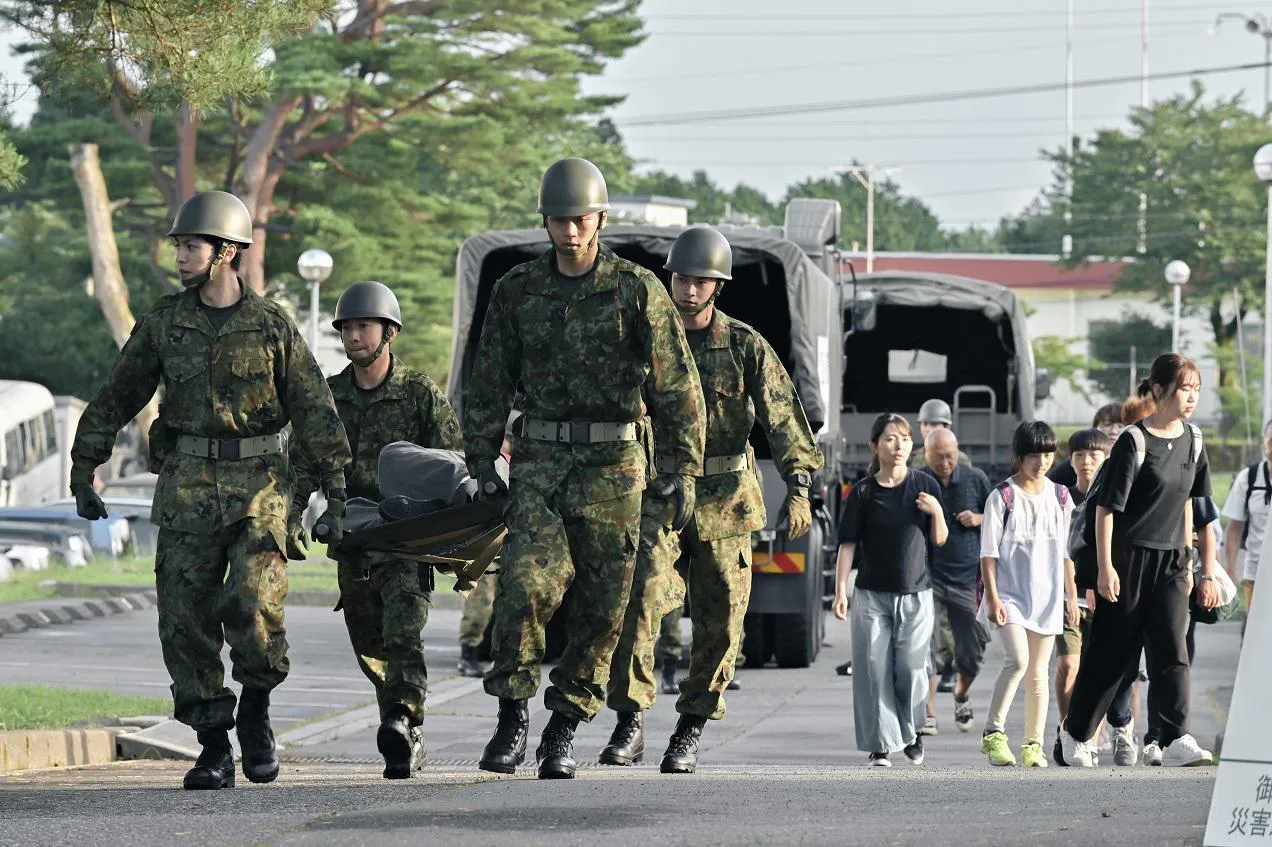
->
xmin=1 ymin=1 xmax=1269 ymax=235
xmin=583 ymin=0 xmax=1272 ymax=233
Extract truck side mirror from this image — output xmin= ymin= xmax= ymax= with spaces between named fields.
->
xmin=839 ymin=259 xmax=877 ymax=338
xmin=1035 ymin=368 xmax=1052 ymax=402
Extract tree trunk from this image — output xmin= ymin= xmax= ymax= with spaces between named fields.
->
xmin=69 ymin=143 xmax=159 ymax=462
xmin=175 ymin=102 xmax=199 ymax=207
xmin=239 ymin=163 xmax=285 ymax=295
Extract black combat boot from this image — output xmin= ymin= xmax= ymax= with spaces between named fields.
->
xmin=236 ymin=688 xmax=279 ymax=784
xmin=536 ymin=711 xmax=580 ymax=779
xmin=598 ymin=711 xmax=644 ymax=766
xmin=479 ymin=698 xmax=529 ymax=774
xmin=660 ymin=662 xmax=679 ymax=695
xmin=183 ymin=728 xmax=235 ymax=790
xmin=660 ymin=714 xmax=707 ymax=774
xmin=378 ymin=707 xmax=416 ymax=780
xmin=457 ymin=644 xmax=486 ymax=678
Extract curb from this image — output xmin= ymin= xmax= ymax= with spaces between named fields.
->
xmin=0 ymin=729 xmax=118 ymax=774
xmin=0 ymin=591 xmax=157 ymax=638
xmin=43 ymin=582 xmax=464 ymax=611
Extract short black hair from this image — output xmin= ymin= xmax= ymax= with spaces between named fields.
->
xmin=1012 ymin=420 xmax=1058 ymax=457
xmin=1068 ymin=427 xmax=1112 ymax=455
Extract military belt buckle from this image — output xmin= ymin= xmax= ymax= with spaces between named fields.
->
xmin=570 ymin=421 xmax=591 ymax=444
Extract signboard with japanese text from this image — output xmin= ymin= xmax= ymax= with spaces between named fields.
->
xmin=1206 ymin=588 xmax=1272 ymax=845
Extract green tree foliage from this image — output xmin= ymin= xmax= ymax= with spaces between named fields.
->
xmin=1032 ymin=335 xmax=1093 ymax=404
xmin=1086 ymin=310 xmax=1172 ymax=400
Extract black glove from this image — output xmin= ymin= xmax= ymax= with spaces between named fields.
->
xmin=652 ymin=473 xmax=695 ymax=532
xmin=313 ymin=491 xmax=346 ymax=546
xmin=73 ymin=486 xmax=109 ymax=521
xmin=476 ymin=467 xmax=508 ymax=500
xmin=285 ymin=512 xmax=310 ymax=561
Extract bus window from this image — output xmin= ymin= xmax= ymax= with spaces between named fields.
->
xmin=43 ymin=410 xmax=57 ymax=457
xmin=4 ymin=429 xmax=21 ymax=477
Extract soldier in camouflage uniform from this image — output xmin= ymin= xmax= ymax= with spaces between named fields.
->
xmin=465 ymin=157 xmax=706 ymax=780
xmin=69 ymin=191 xmax=350 ymax=790
xmin=457 ymin=573 xmax=496 ymax=677
xmin=600 ymin=225 xmax=822 ymax=774
xmin=292 ymin=280 xmax=462 ymax=779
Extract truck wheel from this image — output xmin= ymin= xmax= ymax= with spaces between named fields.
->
xmin=773 ymin=613 xmax=814 ymax=668
xmin=742 ymin=613 xmax=773 ymax=669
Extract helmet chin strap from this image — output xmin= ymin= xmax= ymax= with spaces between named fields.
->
xmin=182 ymin=243 xmax=233 ymax=289
xmin=348 ymin=326 xmax=394 ymax=368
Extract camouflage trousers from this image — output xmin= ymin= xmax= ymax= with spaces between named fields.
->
xmin=336 ymin=555 xmax=431 ymax=724
xmin=484 ymin=483 xmax=641 ymax=721
xmin=458 ymin=572 xmax=497 ymax=648
xmin=657 ymin=604 xmax=684 ymax=668
xmin=609 ymin=515 xmax=752 ymax=720
xmin=155 ymin=519 xmax=289 ymax=731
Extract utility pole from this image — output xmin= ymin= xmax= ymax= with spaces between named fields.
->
xmin=847 ymin=167 xmax=875 ymax=273
xmin=1063 ymin=0 xmax=1074 ymax=259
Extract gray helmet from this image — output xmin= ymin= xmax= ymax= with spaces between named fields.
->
xmin=333 ymin=281 xmax=402 ymax=330
xmin=166 ymin=191 xmax=253 ymax=245
xmin=664 ymin=225 xmax=733 ymax=280
xmin=537 ymin=157 xmax=609 ymax=217
xmin=918 ymin=398 xmax=953 ymax=426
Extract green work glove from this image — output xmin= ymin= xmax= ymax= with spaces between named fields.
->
xmin=312 ymin=491 xmax=346 ymax=546
xmin=781 ymin=490 xmax=812 ymax=540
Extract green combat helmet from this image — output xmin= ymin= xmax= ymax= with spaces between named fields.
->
xmin=167 ymin=191 xmax=254 ymax=245
xmin=664 ymin=225 xmax=733 ymax=281
xmin=332 ymin=280 xmax=403 ymax=330
xmin=537 ymin=157 xmax=609 ymax=217
xmin=333 ymin=280 xmax=402 ymax=366
xmin=918 ymin=398 xmax=953 ymax=426
xmin=665 ymin=225 xmax=732 ymax=315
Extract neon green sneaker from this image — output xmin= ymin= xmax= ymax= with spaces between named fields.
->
xmin=1021 ymin=742 xmax=1048 ymax=768
xmin=982 ymin=731 xmax=1016 ymax=766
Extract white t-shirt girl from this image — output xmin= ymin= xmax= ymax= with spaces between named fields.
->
xmin=979 ymin=479 xmax=1074 ymax=636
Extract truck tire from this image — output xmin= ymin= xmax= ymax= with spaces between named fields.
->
xmin=742 ymin=613 xmax=773 ymax=669
xmin=773 ymin=613 xmax=814 ymax=668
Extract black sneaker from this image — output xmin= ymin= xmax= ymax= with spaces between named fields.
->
xmin=903 ymin=737 xmax=924 ymax=765
xmin=836 ymin=661 xmax=852 ymax=677
xmin=936 ymin=670 xmax=956 ymax=693
xmin=868 ymin=752 xmax=891 ymax=768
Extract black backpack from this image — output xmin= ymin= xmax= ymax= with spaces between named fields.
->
xmin=1240 ymin=460 xmax=1272 ymax=550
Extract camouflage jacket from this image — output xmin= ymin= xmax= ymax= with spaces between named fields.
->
xmin=688 ymin=309 xmax=822 ymax=541
xmin=292 ymin=356 xmax=463 ymax=502
xmin=464 ymin=244 xmax=706 ymax=506
xmin=70 ymin=284 xmax=350 ymax=538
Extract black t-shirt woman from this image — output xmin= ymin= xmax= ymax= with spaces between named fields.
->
xmin=832 ymin=413 xmax=948 ymax=767
xmin=1060 ymin=353 xmax=1220 ymax=768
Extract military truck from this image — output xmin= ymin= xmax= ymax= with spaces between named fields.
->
xmin=839 ymin=271 xmax=1044 ymax=483
xmin=447 ymin=198 xmax=846 ymax=668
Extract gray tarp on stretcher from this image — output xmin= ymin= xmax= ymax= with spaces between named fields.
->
xmin=847 ymin=270 xmax=1037 ymax=411
xmin=344 ymin=444 xmax=482 ymax=534
xmin=446 ymin=226 xmax=838 ymax=433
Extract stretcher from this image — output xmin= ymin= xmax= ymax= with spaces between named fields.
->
xmin=334 ymin=497 xmax=506 ymax=594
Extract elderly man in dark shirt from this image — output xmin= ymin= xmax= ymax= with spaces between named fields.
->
xmin=919 ymin=428 xmax=992 ymax=734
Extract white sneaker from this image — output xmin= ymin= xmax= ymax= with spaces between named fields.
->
xmin=1142 ymin=742 xmax=1163 ymax=766
xmin=1058 ymin=727 xmax=1097 ymax=768
xmin=1112 ymin=723 xmax=1138 ymax=767
xmin=1160 ymin=734 xmax=1213 ymax=767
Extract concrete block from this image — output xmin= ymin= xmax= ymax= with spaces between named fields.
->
xmin=15 ymin=611 xmax=49 ymax=629
xmin=38 ymin=607 xmax=73 ymax=625
xmin=124 ymin=592 xmax=154 ymax=609
xmin=0 ymin=616 xmax=18 ymax=635
xmin=81 ymin=601 xmax=107 ymax=617
xmin=114 ymin=715 xmax=168 ymax=730
xmin=1 ymin=730 xmax=118 ymax=773
xmin=103 ymin=597 xmax=130 ymax=614
xmin=60 ymin=604 xmax=88 ymax=622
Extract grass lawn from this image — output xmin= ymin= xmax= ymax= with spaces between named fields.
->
xmin=0 ymin=546 xmax=457 ymax=606
xmin=0 ymin=684 xmax=170 ymax=730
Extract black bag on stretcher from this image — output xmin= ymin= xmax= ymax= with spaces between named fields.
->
xmin=332 ymin=442 xmax=509 ymax=594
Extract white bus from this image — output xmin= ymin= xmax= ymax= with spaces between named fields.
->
xmin=0 ymin=381 xmax=63 ymax=507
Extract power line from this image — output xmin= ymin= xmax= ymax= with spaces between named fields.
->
xmin=619 ymin=61 xmax=1272 ymax=126
xmin=645 ymin=20 xmax=1209 ymax=38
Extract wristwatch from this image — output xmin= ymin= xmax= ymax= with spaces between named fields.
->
xmin=788 ymin=473 xmax=812 ymax=490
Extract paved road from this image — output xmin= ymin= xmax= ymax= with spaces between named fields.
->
xmin=0 ymin=603 xmax=1242 ymax=846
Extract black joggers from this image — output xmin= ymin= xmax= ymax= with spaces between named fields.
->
xmin=1067 ymin=544 xmax=1191 ymax=749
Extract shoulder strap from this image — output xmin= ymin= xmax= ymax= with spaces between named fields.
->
xmin=1126 ymin=424 xmax=1147 ymax=472
xmin=995 ymin=479 xmax=1014 ymax=526
xmin=1263 ymin=461 xmax=1271 ymax=506
xmin=1246 ymin=463 xmax=1261 ymax=516
xmin=1187 ymin=423 xmax=1203 ymax=464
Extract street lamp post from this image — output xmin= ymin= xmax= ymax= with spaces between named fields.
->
xmin=296 ymin=249 xmax=334 ymax=354
xmin=1256 ymin=144 xmax=1272 ymax=424
xmin=1164 ymin=260 xmax=1190 ymax=354
xmin=1214 ymin=12 xmax=1272 ymax=112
